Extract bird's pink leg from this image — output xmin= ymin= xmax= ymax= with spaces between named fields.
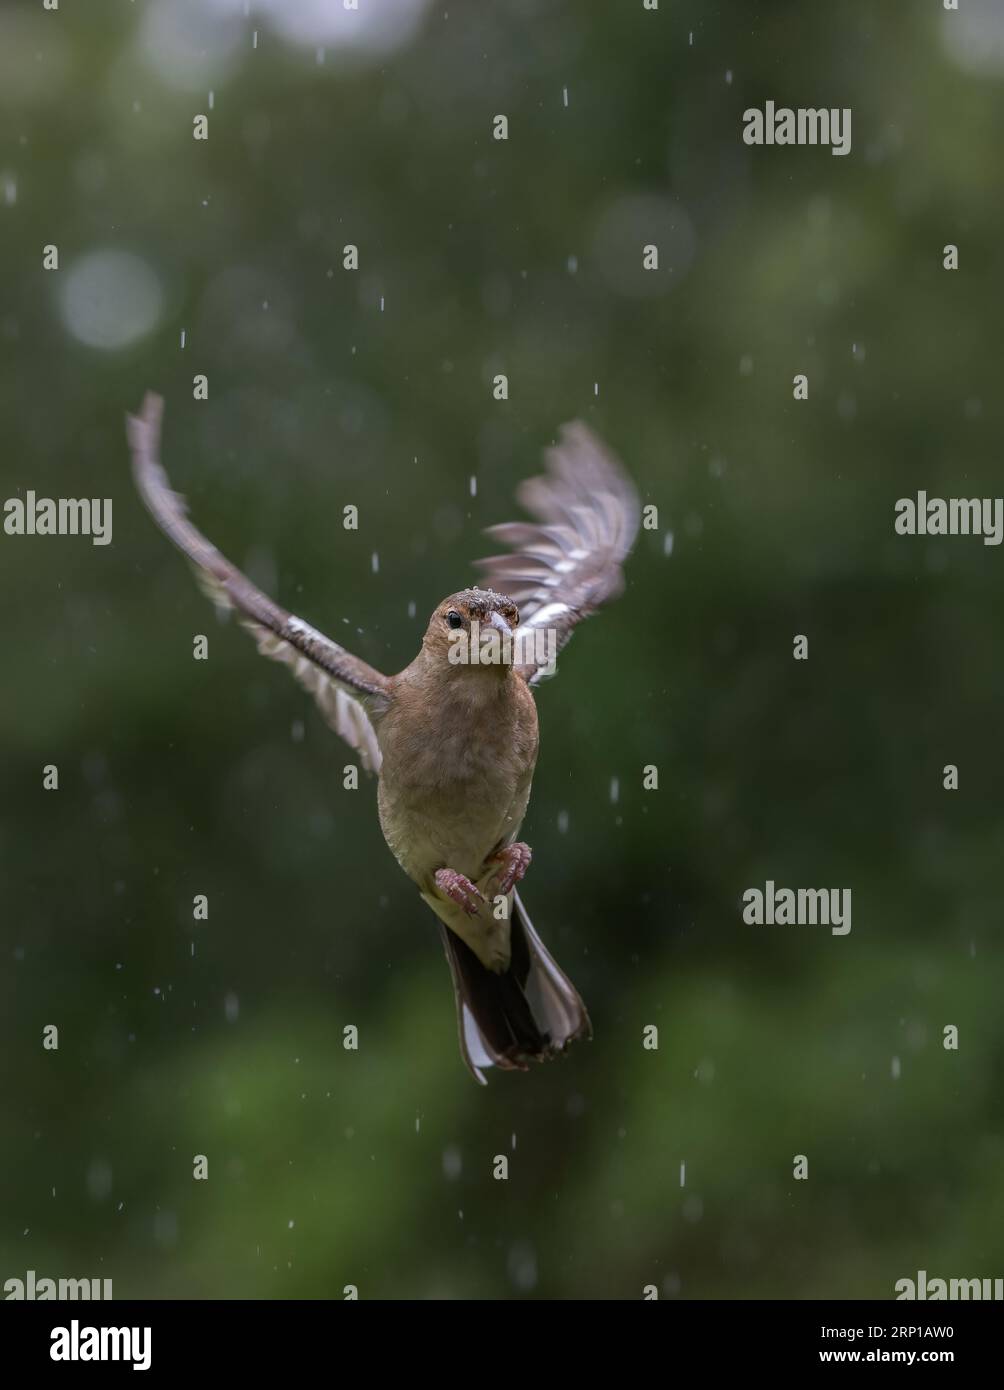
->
xmin=486 ymin=841 xmax=532 ymax=896
xmin=434 ymin=868 xmax=487 ymax=918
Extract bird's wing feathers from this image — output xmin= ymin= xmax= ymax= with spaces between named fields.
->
xmin=126 ymin=392 xmax=388 ymax=773
xmin=474 ymin=421 xmax=640 ymax=685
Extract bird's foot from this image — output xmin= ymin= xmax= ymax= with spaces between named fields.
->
xmin=487 ymin=841 xmax=532 ymax=896
xmin=434 ymin=868 xmax=487 ymax=918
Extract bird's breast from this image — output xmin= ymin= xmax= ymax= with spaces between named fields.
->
xmin=375 ymin=671 xmax=538 ymax=883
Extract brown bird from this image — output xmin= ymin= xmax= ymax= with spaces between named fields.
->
xmin=126 ymin=394 xmax=639 ymax=1083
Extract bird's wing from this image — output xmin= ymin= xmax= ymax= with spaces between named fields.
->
xmin=473 ymin=421 xmax=640 ymax=685
xmin=126 ymin=392 xmax=389 ymax=773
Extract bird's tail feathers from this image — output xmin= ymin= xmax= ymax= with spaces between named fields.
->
xmin=437 ymin=889 xmax=591 ymax=1084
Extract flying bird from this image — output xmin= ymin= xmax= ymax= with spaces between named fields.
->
xmin=126 ymin=394 xmax=639 ymax=1083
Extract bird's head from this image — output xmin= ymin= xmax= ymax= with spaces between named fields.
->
xmin=422 ymin=587 xmax=520 ymax=676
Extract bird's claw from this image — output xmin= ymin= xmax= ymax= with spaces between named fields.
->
xmin=487 ymin=841 xmax=532 ymax=896
xmin=434 ymin=867 xmax=487 ymax=918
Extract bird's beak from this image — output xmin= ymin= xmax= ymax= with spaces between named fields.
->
xmin=488 ymin=610 xmax=512 ymax=636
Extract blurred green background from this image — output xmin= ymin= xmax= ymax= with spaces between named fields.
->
xmin=2 ymin=0 xmax=1003 ymax=1300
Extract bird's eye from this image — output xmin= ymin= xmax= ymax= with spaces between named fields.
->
xmin=506 ymin=606 xmax=519 ymax=625
xmin=446 ymin=610 xmax=464 ymax=629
